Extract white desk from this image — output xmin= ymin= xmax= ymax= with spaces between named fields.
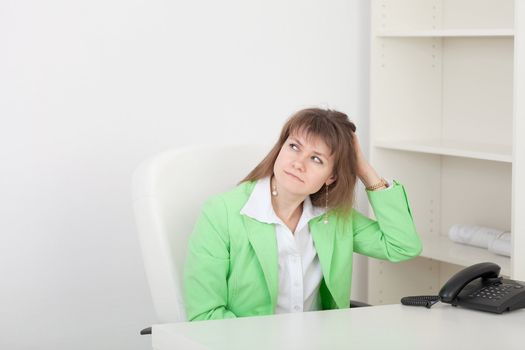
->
xmin=152 ymin=303 xmax=525 ymax=350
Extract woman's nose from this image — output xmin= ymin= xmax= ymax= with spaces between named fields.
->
xmin=292 ymin=158 xmax=305 ymax=171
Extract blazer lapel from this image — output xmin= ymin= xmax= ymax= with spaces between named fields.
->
xmin=309 ymin=216 xmax=336 ymax=291
xmin=242 ymin=215 xmax=279 ymax=311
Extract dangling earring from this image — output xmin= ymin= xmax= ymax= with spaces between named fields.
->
xmin=323 ymin=183 xmax=329 ymax=224
xmin=271 ymin=176 xmax=278 ymax=196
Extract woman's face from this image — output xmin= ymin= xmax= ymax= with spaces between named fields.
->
xmin=273 ymin=130 xmax=337 ymax=197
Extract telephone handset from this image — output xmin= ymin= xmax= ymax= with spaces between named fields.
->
xmin=401 ymin=262 xmax=525 ymax=314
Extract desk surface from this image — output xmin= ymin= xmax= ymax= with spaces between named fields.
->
xmin=152 ymin=303 xmax=525 ymax=350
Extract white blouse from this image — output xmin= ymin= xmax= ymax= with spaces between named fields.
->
xmin=240 ymin=176 xmax=327 ymax=313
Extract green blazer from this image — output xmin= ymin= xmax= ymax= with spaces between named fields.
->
xmin=183 ymin=180 xmax=422 ymax=321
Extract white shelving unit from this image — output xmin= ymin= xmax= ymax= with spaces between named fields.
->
xmin=367 ymin=0 xmax=525 ymax=305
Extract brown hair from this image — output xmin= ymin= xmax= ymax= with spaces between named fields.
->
xmin=239 ymin=108 xmax=359 ymax=219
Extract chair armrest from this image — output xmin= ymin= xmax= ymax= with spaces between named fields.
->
xmin=140 ymin=327 xmax=152 ymax=335
xmin=350 ymin=300 xmax=371 ymax=308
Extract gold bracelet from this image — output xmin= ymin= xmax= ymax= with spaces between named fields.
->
xmin=366 ymin=178 xmax=388 ymax=191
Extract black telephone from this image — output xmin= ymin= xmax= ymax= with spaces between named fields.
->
xmin=401 ymin=262 xmax=525 ymax=314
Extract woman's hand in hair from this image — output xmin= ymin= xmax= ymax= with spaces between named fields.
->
xmin=351 ymin=132 xmax=383 ymax=188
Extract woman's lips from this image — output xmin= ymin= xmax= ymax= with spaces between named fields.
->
xmin=285 ymin=171 xmax=303 ymax=182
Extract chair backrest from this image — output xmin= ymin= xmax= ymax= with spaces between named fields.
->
xmin=132 ymin=144 xmax=269 ymax=323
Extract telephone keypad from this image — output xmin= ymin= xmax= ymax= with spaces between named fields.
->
xmin=468 ymin=283 xmax=514 ymax=300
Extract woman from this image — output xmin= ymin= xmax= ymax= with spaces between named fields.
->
xmin=183 ymin=108 xmax=422 ymax=321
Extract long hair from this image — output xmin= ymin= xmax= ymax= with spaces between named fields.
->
xmin=238 ymin=108 xmax=359 ymax=219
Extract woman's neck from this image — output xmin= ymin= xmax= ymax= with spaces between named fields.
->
xmin=269 ymin=176 xmax=305 ymax=223
xmin=271 ymin=194 xmax=304 ymax=224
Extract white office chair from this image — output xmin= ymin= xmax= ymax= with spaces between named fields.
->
xmin=132 ymin=144 xmax=270 ymax=330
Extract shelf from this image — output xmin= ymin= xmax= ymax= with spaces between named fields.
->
xmin=367 ymin=0 xmax=523 ymax=303
xmin=376 ymin=29 xmax=514 ymax=38
xmin=419 ymin=232 xmax=510 ymax=276
xmin=373 ymin=139 xmax=512 ymax=163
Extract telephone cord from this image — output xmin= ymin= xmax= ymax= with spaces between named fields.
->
xmin=400 ymin=295 xmax=440 ymax=309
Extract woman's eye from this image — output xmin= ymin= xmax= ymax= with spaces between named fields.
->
xmin=289 ymin=143 xmax=323 ymax=164
xmin=312 ymin=156 xmax=323 ymax=164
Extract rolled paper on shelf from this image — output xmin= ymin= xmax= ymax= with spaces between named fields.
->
xmin=488 ymin=232 xmax=512 ymax=257
xmin=448 ymin=224 xmax=506 ymax=249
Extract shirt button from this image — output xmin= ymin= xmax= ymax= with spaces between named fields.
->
xmin=294 ymin=281 xmax=300 ymax=287
xmin=293 ymin=305 xmax=301 ymax=311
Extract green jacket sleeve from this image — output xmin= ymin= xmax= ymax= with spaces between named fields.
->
xmin=183 ymin=196 xmax=237 ymax=321
xmin=352 ymin=180 xmax=422 ymax=262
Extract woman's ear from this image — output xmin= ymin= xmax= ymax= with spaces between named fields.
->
xmin=326 ymin=174 xmax=337 ymax=187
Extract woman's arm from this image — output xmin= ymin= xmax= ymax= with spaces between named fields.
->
xmin=183 ymin=196 xmax=237 ymax=321
xmin=350 ymin=132 xmax=422 ymax=261
xmin=352 ymin=132 xmax=387 ymax=190
xmin=352 ymin=181 xmax=422 ymax=261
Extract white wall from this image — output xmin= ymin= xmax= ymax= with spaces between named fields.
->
xmin=0 ymin=1 xmax=370 ymax=349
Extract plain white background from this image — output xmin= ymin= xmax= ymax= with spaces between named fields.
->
xmin=0 ymin=0 xmax=370 ymax=349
